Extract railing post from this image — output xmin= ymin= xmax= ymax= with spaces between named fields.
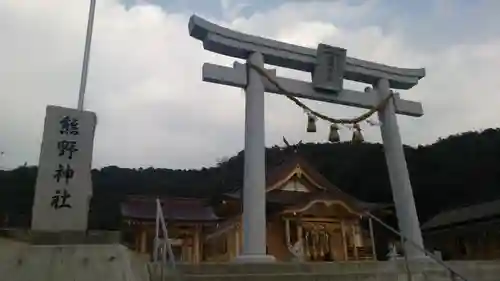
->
xmin=154 ymin=199 xmax=160 ymax=262
xmin=155 ymin=198 xmax=177 ymax=281
xmin=368 ymin=217 xmax=377 ymax=260
xmin=365 ymin=212 xmax=469 ymax=281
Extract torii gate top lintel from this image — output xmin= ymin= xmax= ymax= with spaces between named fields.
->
xmin=188 ymin=14 xmax=425 ymax=90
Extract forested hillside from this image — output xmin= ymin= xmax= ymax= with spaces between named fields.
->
xmin=1 ymin=128 xmax=499 ymax=230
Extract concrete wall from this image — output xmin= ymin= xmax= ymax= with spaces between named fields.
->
xmin=0 ymin=238 xmax=148 ymax=281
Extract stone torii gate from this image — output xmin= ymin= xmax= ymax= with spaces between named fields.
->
xmin=189 ymin=15 xmax=426 ymax=262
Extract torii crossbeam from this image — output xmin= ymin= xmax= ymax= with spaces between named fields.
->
xmin=189 ymin=15 xmax=426 ymax=262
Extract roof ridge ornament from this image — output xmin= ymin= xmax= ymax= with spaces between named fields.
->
xmin=294 ymin=165 xmax=303 ymax=178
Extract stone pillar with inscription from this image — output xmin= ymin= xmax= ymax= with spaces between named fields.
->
xmin=31 ymin=105 xmax=97 ymax=232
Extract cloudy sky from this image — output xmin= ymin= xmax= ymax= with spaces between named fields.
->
xmin=0 ymin=0 xmax=499 ymax=170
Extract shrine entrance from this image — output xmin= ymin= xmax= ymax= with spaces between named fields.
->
xmin=301 ymin=220 xmax=340 ymax=261
xmin=282 ymin=200 xmax=373 ymax=262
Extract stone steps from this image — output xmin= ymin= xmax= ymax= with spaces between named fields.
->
xmin=151 ymin=271 xmax=456 ymax=281
xmin=148 ymin=261 xmax=500 ymax=281
xmin=177 ymin=272 xmax=451 ymax=281
xmin=166 ymin=261 xmax=464 ymax=274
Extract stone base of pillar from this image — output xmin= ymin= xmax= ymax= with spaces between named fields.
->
xmin=232 ymin=254 xmax=276 ymax=263
xmin=404 ymin=244 xmax=431 ymax=261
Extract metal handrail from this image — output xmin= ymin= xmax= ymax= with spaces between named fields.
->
xmin=154 ymin=198 xmax=176 ymax=281
xmin=364 ymin=211 xmax=468 ymax=281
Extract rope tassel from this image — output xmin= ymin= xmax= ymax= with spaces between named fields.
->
xmin=352 ymin=124 xmax=364 ymax=143
xmin=307 ymin=114 xmax=317 ymax=133
xmin=328 ymin=124 xmax=340 ymax=142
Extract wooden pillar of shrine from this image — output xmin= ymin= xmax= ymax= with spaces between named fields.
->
xmin=340 ymin=220 xmax=348 ymax=261
xmin=193 ymin=225 xmax=201 ymax=264
xmin=352 ymin=221 xmax=359 ymax=260
xmin=140 ymin=227 xmax=147 ymax=254
xmin=134 ymin=224 xmax=140 ymax=252
xmin=235 ymin=224 xmax=241 ymax=256
xmin=297 ymin=221 xmax=303 ymax=248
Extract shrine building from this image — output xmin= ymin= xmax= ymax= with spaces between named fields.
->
xmin=120 ymin=154 xmax=387 ymax=263
xmin=422 ymin=199 xmax=500 ymax=260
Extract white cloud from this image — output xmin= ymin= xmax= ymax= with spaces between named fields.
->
xmin=0 ymin=0 xmax=499 ymax=170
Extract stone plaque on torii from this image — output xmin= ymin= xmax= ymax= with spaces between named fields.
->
xmin=188 ymin=15 xmax=426 ymax=262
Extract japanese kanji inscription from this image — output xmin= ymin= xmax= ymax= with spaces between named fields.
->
xmin=31 ymin=105 xmax=97 ymax=231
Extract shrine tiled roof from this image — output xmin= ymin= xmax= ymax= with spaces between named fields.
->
xmin=265 ymin=154 xmax=326 ymax=188
xmin=121 ymin=196 xmax=220 ymax=222
xmin=422 ymin=199 xmax=500 ymax=231
xmin=225 ymin=153 xmax=387 ymax=212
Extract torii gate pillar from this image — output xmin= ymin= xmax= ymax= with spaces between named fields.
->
xmin=189 ymin=15 xmax=427 ymax=261
xmin=235 ymin=52 xmax=275 ymax=262
xmin=376 ymin=78 xmax=425 ymax=259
